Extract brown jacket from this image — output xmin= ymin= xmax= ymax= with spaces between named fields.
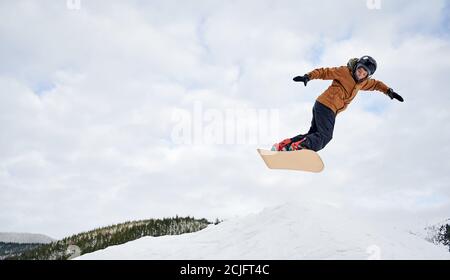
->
xmin=307 ymin=65 xmax=390 ymax=115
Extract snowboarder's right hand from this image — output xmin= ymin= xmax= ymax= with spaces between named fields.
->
xmin=293 ymin=74 xmax=310 ymax=86
xmin=387 ymin=88 xmax=404 ymax=102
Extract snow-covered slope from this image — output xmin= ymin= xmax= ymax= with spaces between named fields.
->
xmin=77 ymin=201 xmax=450 ymax=260
xmin=0 ymin=232 xmax=54 ymax=244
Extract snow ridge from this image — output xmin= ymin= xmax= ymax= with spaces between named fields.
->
xmin=0 ymin=232 xmax=54 ymax=244
xmin=77 ymin=200 xmax=450 ymax=260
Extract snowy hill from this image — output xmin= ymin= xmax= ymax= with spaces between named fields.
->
xmin=77 ymin=201 xmax=450 ymax=260
xmin=0 ymin=232 xmax=54 ymax=244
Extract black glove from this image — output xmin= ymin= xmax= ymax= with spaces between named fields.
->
xmin=293 ymin=74 xmax=310 ymax=86
xmin=386 ymin=88 xmax=404 ymax=102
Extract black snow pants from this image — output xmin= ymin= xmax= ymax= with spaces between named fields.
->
xmin=290 ymin=101 xmax=336 ymax=152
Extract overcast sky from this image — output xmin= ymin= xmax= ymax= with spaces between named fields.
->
xmin=1 ymin=0 xmax=450 ymax=239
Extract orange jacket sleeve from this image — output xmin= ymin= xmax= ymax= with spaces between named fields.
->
xmin=361 ymin=79 xmax=390 ymax=93
xmin=307 ymin=66 xmax=347 ymax=80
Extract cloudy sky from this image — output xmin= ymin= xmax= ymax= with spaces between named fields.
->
xmin=1 ymin=0 xmax=450 ymax=239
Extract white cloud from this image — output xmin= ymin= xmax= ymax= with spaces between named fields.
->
xmin=0 ymin=0 xmax=449 ymax=238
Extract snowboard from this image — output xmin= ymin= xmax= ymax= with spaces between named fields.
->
xmin=257 ymin=149 xmax=324 ymax=173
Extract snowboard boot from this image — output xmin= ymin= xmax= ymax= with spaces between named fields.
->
xmin=271 ymin=138 xmax=292 ymax=151
xmin=288 ymin=137 xmax=308 ymax=151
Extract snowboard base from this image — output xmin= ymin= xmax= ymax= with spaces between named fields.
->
xmin=257 ymin=149 xmax=324 ymax=173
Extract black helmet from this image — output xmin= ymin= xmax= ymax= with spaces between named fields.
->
xmin=355 ymin=55 xmax=377 ymax=76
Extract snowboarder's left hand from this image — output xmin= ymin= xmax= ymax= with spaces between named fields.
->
xmin=293 ymin=74 xmax=310 ymax=86
xmin=387 ymin=88 xmax=404 ymax=102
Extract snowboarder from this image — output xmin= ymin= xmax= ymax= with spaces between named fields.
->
xmin=272 ymin=55 xmax=404 ymax=152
